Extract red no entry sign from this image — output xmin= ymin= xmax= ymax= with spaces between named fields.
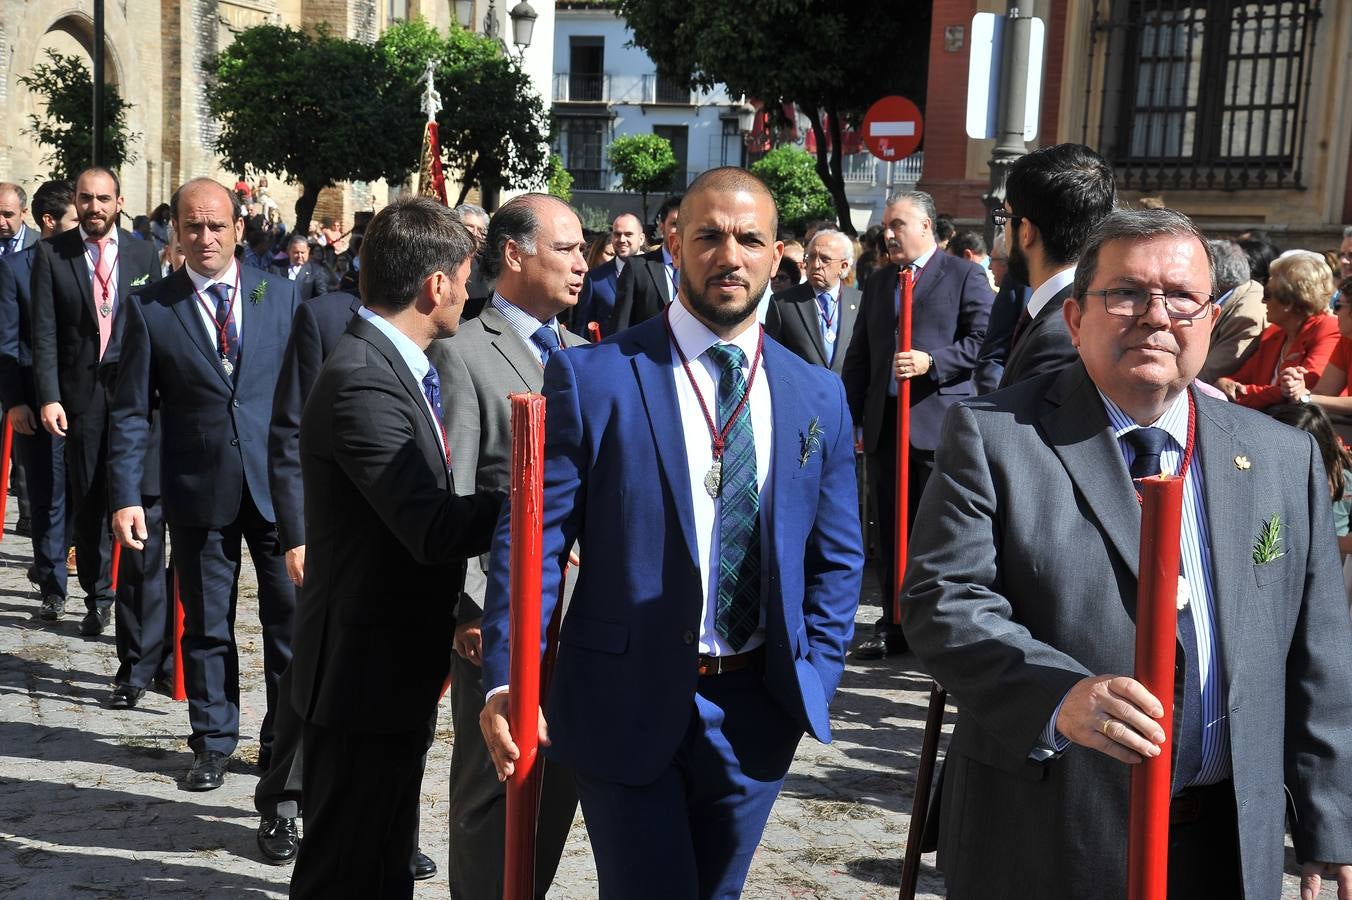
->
xmin=862 ymin=96 xmax=924 ymax=161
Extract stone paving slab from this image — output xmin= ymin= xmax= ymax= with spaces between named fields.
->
xmin=0 ymin=500 xmax=1332 ymax=898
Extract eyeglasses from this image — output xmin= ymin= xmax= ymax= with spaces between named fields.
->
xmin=804 ymin=253 xmax=844 ymax=267
xmin=990 ymin=210 xmax=1024 ymax=229
xmin=1083 ymin=288 xmax=1214 ymax=319
xmin=1339 ymin=252 xmax=1352 ymax=261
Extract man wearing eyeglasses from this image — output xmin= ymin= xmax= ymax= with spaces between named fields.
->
xmin=901 ymin=206 xmax=1352 ymax=899
xmin=768 ymin=228 xmax=860 ymax=375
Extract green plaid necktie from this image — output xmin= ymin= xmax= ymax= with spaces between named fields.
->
xmin=706 ymin=343 xmax=760 ymax=649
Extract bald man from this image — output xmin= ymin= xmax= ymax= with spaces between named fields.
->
xmin=107 ymin=177 xmax=299 ymax=791
xmin=480 ymin=168 xmax=863 ymax=895
xmin=573 ymin=211 xmax=643 ymax=339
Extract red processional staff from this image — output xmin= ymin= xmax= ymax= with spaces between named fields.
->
xmin=892 ymin=268 xmax=913 ymax=623
xmin=0 ymin=417 xmax=11 ymax=540
xmin=503 ymin=393 xmax=549 ymax=900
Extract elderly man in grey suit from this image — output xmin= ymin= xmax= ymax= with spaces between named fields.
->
xmin=902 ymin=207 xmax=1352 ymax=900
xmin=429 ymin=193 xmax=582 ymax=899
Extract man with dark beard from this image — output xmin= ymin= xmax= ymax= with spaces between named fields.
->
xmin=479 ymin=167 xmax=863 ymax=896
xmin=996 ymin=144 xmax=1116 ymax=388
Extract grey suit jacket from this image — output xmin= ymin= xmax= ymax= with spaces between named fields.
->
xmin=769 ymin=282 xmax=860 ymax=375
xmin=1199 ymin=279 xmax=1268 ymax=384
xmin=901 ymin=362 xmax=1352 ymax=900
xmin=428 ymin=305 xmax=586 ymax=621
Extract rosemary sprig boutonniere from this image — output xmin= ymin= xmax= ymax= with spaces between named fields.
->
xmin=1252 ymin=514 xmax=1285 ymax=565
xmin=250 ymin=281 xmax=268 ymax=305
xmin=130 ymin=274 xmax=149 ymax=287
xmin=799 ymin=416 xmax=824 ymax=468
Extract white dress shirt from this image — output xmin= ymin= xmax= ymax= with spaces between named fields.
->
xmin=355 ymin=306 xmax=448 ymax=461
xmin=80 ymin=224 xmax=121 ymax=316
xmin=1026 ymin=265 xmax=1077 ymax=319
xmin=668 ymin=299 xmax=773 ymax=656
xmin=185 ymin=259 xmax=244 ymax=349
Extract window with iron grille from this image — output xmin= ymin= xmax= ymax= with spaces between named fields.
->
xmin=554 ymin=117 xmax=612 ymax=191
xmin=1083 ymin=0 xmax=1322 ymax=190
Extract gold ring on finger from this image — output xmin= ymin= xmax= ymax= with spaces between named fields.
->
xmin=1101 ymin=718 xmax=1113 ymax=737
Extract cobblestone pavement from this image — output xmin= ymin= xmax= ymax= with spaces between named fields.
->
xmin=0 ymin=500 xmax=1331 ymax=898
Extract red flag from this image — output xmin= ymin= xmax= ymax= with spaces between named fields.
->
xmin=419 ymin=120 xmax=448 ymax=205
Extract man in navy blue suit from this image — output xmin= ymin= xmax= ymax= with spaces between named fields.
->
xmin=480 ymin=168 xmax=863 ymax=896
xmin=841 ymin=190 xmax=993 ymax=660
xmin=573 ymin=212 xmax=642 ymax=338
xmin=107 ymin=177 xmax=298 ymax=791
xmin=0 ymin=181 xmax=75 ymax=618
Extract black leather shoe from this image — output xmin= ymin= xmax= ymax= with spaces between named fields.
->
xmin=15 ymin=516 xmax=31 ymax=537
xmin=412 ymin=848 xmax=436 ymax=881
xmin=106 ymin=684 xmax=145 ymax=710
xmin=183 ymin=750 xmax=229 ymax=791
xmin=150 ymin=675 xmax=174 ymax=696
xmin=256 ymin=815 xmax=299 ymax=864
xmin=79 ymin=608 xmax=111 ymax=637
xmin=38 ymin=595 xmax=65 ymax=621
xmin=853 ymin=633 xmax=908 ymax=660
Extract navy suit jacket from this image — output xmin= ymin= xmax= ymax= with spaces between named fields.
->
xmin=973 ymin=273 xmax=1032 ymax=395
xmin=841 ymin=253 xmax=994 ymax=454
xmin=268 ymin=291 xmax=362 ymax=551
xmin=0 ymin=244 xmax=38 ymax=408
xmin=107 ymin=265 xmax=298 ymax=527
xmin=573 ymin=258 xmax=620 ymax=339
xmin=481 ymin=315 xmax=864 ymax=786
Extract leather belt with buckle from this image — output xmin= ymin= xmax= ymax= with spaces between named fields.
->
xmin=697 ymin=647 xmax=764 ymax=676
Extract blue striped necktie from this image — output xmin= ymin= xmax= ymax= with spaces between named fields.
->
xmin=532 ymin=324 xmax=561 ymax=366
xmin=706 ymin=343 xmax=760 ymax=649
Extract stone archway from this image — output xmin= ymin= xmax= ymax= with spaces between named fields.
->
xmin=38 ymin=12 xmax=123 ymax=89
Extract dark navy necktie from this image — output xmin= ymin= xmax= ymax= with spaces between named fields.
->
xmin=532 ymin=324 xmax=561 ymax=366
xmin=422 ymin=368 xmax=451 ymax=470
xmin=1123 ymin=426 xmax=1204 ymax=791
xmin=207 ymin=282 xmax=238 ymax=373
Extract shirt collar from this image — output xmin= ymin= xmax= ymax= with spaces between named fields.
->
xmin=491 ymin=292 xmax=558 ymax=343
xmin=79 ymin=224 xmax=119 ymax=247
xmin=662 ymin=246 xmax=674 ymax=269
xmin=904 ymin=245 xmax=937 ymax=273
xmin=8 ymin=223 xmax=27 ymax=249
xmin=815 ymin=281 xmax=839 ymax=303
xmin=1098 ymin=386 xmax=1190 ymax=451
xmin=185 ymin=259 xmax=240 ymax=296
xmin=356 ymin=305 xmax=429 ymax=382
xmin=1027 ymin=265 xmax=1077 ymax=318
xmin=1216 ymin=286 xmax=1236 ymax=307
xmin=669 ymin=297 xmax=761 ymax=368
xmin=614 ymin=255 xmax=627 ymax=274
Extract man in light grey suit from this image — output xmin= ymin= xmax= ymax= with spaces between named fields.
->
xmin=428 ymin=193 xmax=582 ymax=899
xmin=902 ymin=208 xmax=1352 ymax=900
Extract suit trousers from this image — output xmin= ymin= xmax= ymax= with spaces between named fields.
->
xmin=112 ymin=497 xmax=173 ymax=689
xmin=65 ymin=395 xmax=114 ymax=613
xmin=13 ymin=425 xmax=68 ymax=599
xmin=867 ymin=401 xmax=936 ymax=631
xmin=253 ymin=657 xmax=305 ymax=820
xmin=447 ymin=650 xmax=577 ymax=899
xmin=290 ymin=719 xmax=430 ymax=900
xmin=572 ymin=668 xmax=802 ymax=899
xmin=170 ymin=486 xmax=296 ymax=756
xmin=1167 ymin=780 xmax=1242 ymax=898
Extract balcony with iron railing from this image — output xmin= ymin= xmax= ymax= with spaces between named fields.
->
xmin=553 ymin=72 xmax=610 ymax=103
xmin=566 ymin=168 xmax=612 ymax=191
xmin=641 ymin=73 xmax=693 ymax=105
xmin=841 ymin=150 xmax=924 ymax=186
xmin=554 ymin=72 xmax=702 ymax=106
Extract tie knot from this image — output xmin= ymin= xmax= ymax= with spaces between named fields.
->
xmin=532 ymin=324 xmax=561 ymax=352
xmin=818 ymin=291 xmax=834 ymax=307
xmin=1124 ymin=426 xmax=1172 ymax=479
xmin=86 ymin=236 xmax=109 ymax=250
xmin=706 ymin=342 xmax=747 ymax=375
xmin=422 ymin=367 xmax=440 ymax=395
xmin=207 ymin=282 xmax=231 ymax=305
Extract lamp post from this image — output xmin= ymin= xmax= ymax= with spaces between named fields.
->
xmin=454 ymin=0 xmax=473 ymax=29
xmin=509 ymin=1 xmax=538 ymax=56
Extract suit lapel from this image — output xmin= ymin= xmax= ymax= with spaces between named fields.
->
xmin=61 ymin=230 xmax=97 ymax=321
xmin=913 ymin=251 xmax=950 ymax=309
xmin=630 ymin=320 xmax=699 ymax=569
xmin=792 ymin=291 xmax=829 ymax=366
xmin=765 ymin=341 xmax=801 ymax=566
xmin=169 ymin=269 xmax=234 ymax=390
xmin=1043 ymin=364 xmax=1142 ymax=578
xmin=480 ymin=306 xmax=545 ymax=391
xmin=1193 ymin=393 xmax=1249 ymax=695
xmin=836 ymin=286 xmax=860 ymax=357
xmin=648 ymin=256 xmax=671 ymax=305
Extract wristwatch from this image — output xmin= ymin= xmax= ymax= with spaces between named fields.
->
xmin=1299 ymin=392 xmax=1312 ymax=404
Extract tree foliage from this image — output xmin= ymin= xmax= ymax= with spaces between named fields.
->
xmin=377 ymin=18 xmax=552 ymax=206
xmin=18 ymin=49 xmax=140 ymax=180
xmin=616 ymin=0 xmax=931 ymax=235
xmin=547 ymin=154 xmax=573 ymax=202
xmin=207 ymin=25 xmax=410 ymax=236
xmin=606 ymin=133 xmax=678 ymax=222
xmin=751 ymin=146 xmax=834 ymax=234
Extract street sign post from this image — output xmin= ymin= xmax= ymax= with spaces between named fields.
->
xmin=862 ymin=96 xmax=924 ymax=162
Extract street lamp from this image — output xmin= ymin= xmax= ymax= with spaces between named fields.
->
xmin=453 ymin=0 xmax=473 ymax=29
xmin=509 ymin=1 xmax=538 ymax=54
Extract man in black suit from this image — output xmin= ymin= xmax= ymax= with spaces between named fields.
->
xmin=768 ymin=228 xmax=860 ymax=375
xmin=108 ymin=177 xmax=298 ymax=789
xmin=29 ymin=169 xmax=168 ymax=692
xmin=278 ymin=234 xmax=335 ymax=302
xmin=0 ymin=181 xmax=75 ymax=616
xmin=996 ymin=143 xmax=1116 ymax=389
xmin=574 ymin=211 xmax=642 ymax=337
xmin=607 ymin=193 xmax=681 ymax=335
xmin=841 ymin=190 xmax=993 ymax=659
xmin=286 ymin=197 xmax=500 ymax=899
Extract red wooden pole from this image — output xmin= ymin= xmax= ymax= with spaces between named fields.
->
xmin=1127 ymin=475 xmax=1183 ymax=900
xmin=0 ymin=417 xmax=12 ymax=542
xmin=109 ymin=543 xmax=122 ymax=593
xmin=172 ymin=569 xmax=187 ymax=702
xmin=503 ymin=392 xmax=547 ymax=900
xmin=892 ymin=268 xmax=914 ymax=622
xmin=587 ymin=321 xmax=602 ymax=343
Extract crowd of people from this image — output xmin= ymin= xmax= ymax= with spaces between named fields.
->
xmin=2 ymin=145 xmax=1352 ymax=899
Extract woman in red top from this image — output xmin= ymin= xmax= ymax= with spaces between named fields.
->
xmin=1279 ymin=277 xmax=1352 ymax=411
xmin=1215 ymin=251 xmax=1339 ymax=409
